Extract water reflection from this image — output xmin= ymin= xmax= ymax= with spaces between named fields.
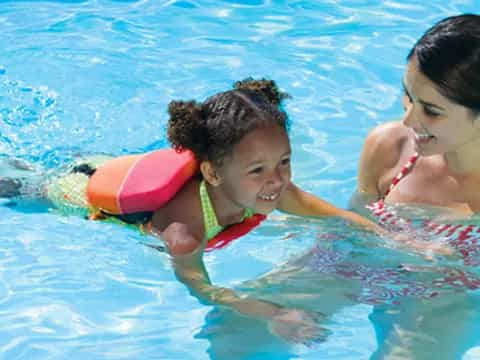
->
xmin=200 ymin=218 xmax=480 ymax=358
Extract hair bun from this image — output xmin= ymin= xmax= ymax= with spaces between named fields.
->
xmin=233 ymin=77 xmax=290 ymax=106
xmin=167 ymin=100 xmax=208 ymax=154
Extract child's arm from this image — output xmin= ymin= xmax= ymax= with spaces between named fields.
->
xmin=161 ymin=222 xmax=323 ymax=343
xmin=277 ymin=182 xmax=384 ymax=234
xmin=277 ymin=182 xmax=453 ymax=257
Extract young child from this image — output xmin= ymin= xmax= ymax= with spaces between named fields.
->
xmin=0 ymin=78 xmax=391 ymax=343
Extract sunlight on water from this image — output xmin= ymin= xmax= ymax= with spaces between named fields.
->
xmin=1 ymin=0 xmax=480 ymax=359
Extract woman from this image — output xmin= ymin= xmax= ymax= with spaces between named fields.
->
xmin=356 ymin=14 xmax=480 ymax=240
xmin=354 ymin=14 xmax=480 ymax=358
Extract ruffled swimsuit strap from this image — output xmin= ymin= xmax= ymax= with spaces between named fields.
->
xmin=199 ymin=180 xmax=224 ymax=240
xmin=199 ymin=180 xmax=255 ymax=241
xmin=243 ymin=207 xmax=254 ymax=218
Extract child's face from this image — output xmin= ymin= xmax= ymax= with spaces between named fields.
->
xmin=216 ymin=124 xmax=292 ymax=215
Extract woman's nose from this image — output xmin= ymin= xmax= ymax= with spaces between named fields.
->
xmin=402 ymin=98 xmax=415 ymax=128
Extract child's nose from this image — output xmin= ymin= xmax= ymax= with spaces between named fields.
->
xmin=266 ymin=168 xmax=283 ymax=187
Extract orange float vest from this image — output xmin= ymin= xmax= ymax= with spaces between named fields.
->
xmin=87 ymin=149 xmax=266 ymax=250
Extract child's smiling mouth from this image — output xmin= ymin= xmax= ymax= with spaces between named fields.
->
xmin=258 ymin=192 xmax=280 ymax=201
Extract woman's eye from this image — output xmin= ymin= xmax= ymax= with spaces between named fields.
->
xmin=423 ymin=107 xmax=440 ymax=117
xmin=280 ymin=157 xmax=291 ymax=166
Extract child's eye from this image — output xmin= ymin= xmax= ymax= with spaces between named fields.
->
xmin=280 ymin=157 xmax=291 ymax=166
xmin=249 ymin=166 xmax=263 ymax=175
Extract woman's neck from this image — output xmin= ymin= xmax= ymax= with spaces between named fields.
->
xmin=444 ymin=138 xmax=480 ymax=176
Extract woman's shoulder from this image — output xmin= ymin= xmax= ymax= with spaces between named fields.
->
xmin=365 ymin=120 xmax=409 ymax=146
xmin=358 ymin=121 xmax=412 ymax=196
xmin=362 ymin=121 xmax=411 ymax=166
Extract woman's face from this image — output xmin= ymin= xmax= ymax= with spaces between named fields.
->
xmin=402 ymin=56 xmax=480 ymax=157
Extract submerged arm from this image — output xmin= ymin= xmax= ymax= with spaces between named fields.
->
xmin=162 ymin=222 xmax=322 ymax=343
xmin=172 ymin=249 xmax=282 ymax=318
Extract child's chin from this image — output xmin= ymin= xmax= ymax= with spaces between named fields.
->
xmin=254 ymin=203 xmax=277 ymax=215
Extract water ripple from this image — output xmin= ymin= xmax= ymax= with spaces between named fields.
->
xmin=1 ymin=1 xmax=480 ymax=358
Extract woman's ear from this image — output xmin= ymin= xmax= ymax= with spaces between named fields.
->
xmin=200 ymin=161 xmax=222 ymax=186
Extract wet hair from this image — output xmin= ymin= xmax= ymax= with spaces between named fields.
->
xmin=167 ymin=78 xmax=290 ymax=166
xmin=407 ymin=14 xmax=480 ymax=113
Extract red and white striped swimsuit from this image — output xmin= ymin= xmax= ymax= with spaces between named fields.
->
xmin=367 ymin=153 xmax=480 ymax=264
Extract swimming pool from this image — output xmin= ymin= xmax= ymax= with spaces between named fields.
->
xmin=1 ymin=1 xmax=480 ymax=359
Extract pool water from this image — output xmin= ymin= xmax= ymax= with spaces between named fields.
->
xmin=1 ymin=1 xmax=480 ymax=359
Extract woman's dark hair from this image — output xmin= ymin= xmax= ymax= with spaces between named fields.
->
xmin=167 ymin=78 xmax=290 ymax=166
xmin=407 ymin=14 xmax=480 ymax=112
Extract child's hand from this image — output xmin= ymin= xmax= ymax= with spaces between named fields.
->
xmin=388 ymin=232 xmax=455 ymax=259
xmin=267 ymin=308 xmax=329 ymax=345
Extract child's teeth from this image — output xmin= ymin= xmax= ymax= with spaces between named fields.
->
xmin=260 ymin=193 xmax=277 ymax=200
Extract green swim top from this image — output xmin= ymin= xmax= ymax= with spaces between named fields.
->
xmin=199 ymin=180 xmax=254 ymax=240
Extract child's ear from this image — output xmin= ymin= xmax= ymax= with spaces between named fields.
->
xmin=200 ymin=161 xmax=222 ymax=186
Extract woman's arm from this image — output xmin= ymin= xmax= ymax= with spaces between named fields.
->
xmin=277 ymin=182 xmax=384 ymax=234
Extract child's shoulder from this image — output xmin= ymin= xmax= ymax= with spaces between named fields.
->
xmin=151 ymin=178 xmax=205 ymax=254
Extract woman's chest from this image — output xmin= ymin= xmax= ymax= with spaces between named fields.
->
xmin=385 ymin=164 xmax=480 ymax=214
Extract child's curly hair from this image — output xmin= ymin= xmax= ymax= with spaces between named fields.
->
xmin=167 ymin=77 xmax=290 ymax=166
